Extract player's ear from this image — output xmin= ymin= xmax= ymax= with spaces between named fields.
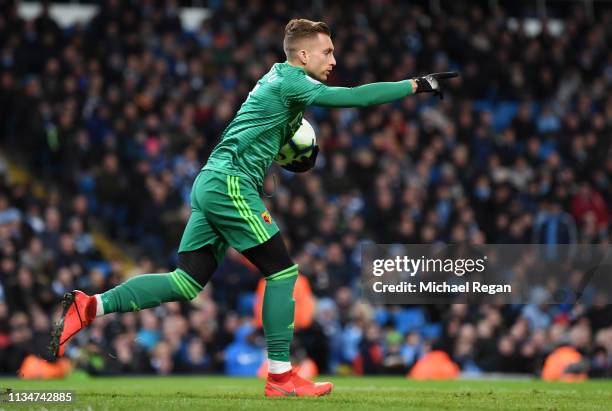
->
xmin=297 ymin=49 xmax=308 ymax=65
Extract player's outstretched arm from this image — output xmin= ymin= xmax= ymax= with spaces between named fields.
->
xmin=311 ymin=80 xmax=415 ymax=108
xmin=310 ymin=71 xmax=459 ymax=107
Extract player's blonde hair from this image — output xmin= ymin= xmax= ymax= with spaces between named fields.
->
xmin=283 ymin=19 xmax=331 ymax=59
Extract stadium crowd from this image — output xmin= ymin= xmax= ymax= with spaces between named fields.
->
xmin=0 ymin=0 xmax=611 ymax=377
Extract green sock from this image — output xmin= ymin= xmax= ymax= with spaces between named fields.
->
xmin=100 ymin=269 xmax=202 ymax=314
xmin=262 ymin=264 xmax=298 ymax=362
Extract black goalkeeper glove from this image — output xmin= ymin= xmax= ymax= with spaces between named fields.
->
xmin=414 ymin=71 xmax=459 ymax=99
xmin=281 ymin=145 xmax=319 ymax=173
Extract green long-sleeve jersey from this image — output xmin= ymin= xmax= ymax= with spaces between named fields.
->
xmin=203 ymin=61 xmax=413 ymax=188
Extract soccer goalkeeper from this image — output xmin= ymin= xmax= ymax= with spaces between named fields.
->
xmin=51 ymin=19 xmax=457 ymax=397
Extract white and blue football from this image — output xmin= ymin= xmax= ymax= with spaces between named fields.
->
xmin=274 ymin=118 xmax=316 ymax=166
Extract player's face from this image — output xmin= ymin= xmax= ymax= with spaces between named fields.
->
xmin=303 ymin=33 xmax=336 ymax=82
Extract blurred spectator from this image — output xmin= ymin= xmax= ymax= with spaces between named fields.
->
xmin=224 ymin=324 xmax=265 ymax=376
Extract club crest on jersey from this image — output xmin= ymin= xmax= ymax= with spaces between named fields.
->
xmin=261 ymin=211 xmax=272 ymax=224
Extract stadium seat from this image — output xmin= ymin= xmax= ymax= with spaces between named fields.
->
xmin=393 ymin=308 xmax=426 ymax=335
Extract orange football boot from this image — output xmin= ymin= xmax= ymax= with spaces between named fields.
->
xmin=265 ymin=367 xmax=333 ymax=397
xmin=49 ymin=291 xmax=97 ymax=358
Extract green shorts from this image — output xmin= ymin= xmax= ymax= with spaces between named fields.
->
xmin=178 ymin=170 xmax=280 ymax=262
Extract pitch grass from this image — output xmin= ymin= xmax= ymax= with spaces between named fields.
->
xmin=1 ymin=373 xmax=611 ymax=410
